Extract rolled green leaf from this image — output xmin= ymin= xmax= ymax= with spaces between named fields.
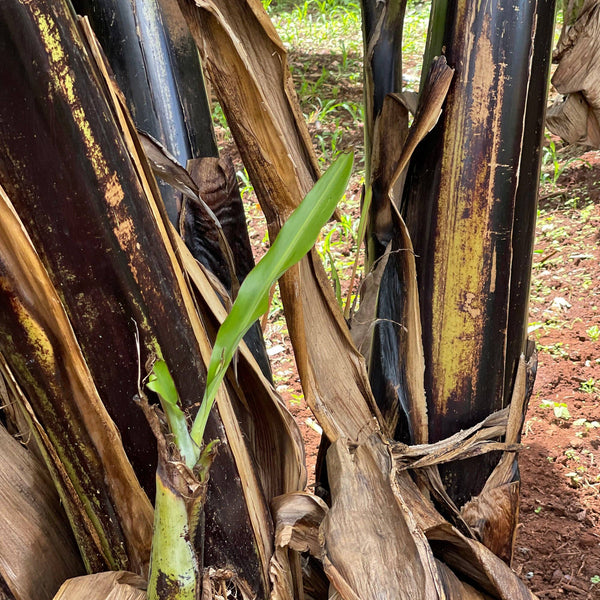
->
xmin=147 ymin=467 xmax=199 ymax=600
xmin=147 ymin=360 xmax=199 ymax=468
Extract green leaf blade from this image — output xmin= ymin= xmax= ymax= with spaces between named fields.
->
xmin=191 ymin=152 xmax=354 ymax=445
xmin=147 ymin=360 xmax=179 ymax=407
xmin=147 ymin=360 xmax=199 ymax=467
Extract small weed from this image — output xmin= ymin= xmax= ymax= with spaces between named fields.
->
xmin=540 ymin=137 xmax=591 ymax=186
xmin=308 ymin=98 xmax=362 ymax=124
xmin=293 ymin=1 xmax=310 ymax=21
xmin=314 ymin=128 xmax=346 ymax=164
xmin=266 ymin=285 xmax=286 ymax=330
xmin=536 ymin=342 xmax=568 ymax=359
xmin=564 ymin=448 xmax=577 ymax=460
xmin=586 ymin=325 xmax=600 ymax=342
xmin=565 ymin=471 xmax=583 ymax=488
xmin=580 ymin=204 xmax=594 ymax=223
xmin=579 ymin=378 xmax=598 ymax=394
xmin=528 ymin=321 xmax=544 ymax=334
xmin=573 ymin=418 xmax=600 ymax=438
xmin=570 ymin=196 xmax=584 ymax=210
xmin=540 ymin=399 xmax=571 ymax=420
xmin=581 ymin=275 xmax=594 ymax=290
xmin=212 ymin=102 xmax=229 ymax=132
xmin=289 ymin=393 xmax=303 ymax=405
xmin=534 ymin=506 xmax=542 ymax=514
xmin=236 ymin=168 xmax=254 ymax=201
xmin=316 ymin=214 xmax=357 ymax=309
xmin=340 ymin=39 xmax=348 ymax=69
xmin=591 ymin=575 xmax=600 ymax=586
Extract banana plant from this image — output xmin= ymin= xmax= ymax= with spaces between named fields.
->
xmin=143 ymin=153 xmax=352 ymax=599
xmin=0 ymin=0 xmax=558 ymax=598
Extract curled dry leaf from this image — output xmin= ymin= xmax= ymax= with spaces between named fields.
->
xmin=548 ymin=2 xmax=600 ymax=147
xmin=53 ymin=572 xmax=147 ymax=600
xmin=461 ymin=349 xmax=538 ymax=563
xmin=175 ymin=0 xmax=381 ymax=444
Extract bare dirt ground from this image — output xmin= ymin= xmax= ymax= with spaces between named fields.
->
xmin=511 ymin=152 xmax=600 ymax=599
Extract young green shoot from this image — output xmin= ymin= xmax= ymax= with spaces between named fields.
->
xmin=190 ymin=152 xmax=354 ymax=446
xmin=146 ymin=360 xmax=199 ymax=468
xmin=540 ymin=399 xmax=571 ymax=421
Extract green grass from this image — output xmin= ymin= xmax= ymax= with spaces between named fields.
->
xmin=268 ymin=1 xmax=362 ymax=56
xmin=402 ymin=1 xmax=430 ymax=88
xmin=587 ymin=325 xmax=600 ymax=342
xmin=315 ymin=207 xmax=359 ymax=308
xmin=264 ymin=0 xmax=429 ymax=171
xmin=254 ymin=0 xmax=430 ymax=302
xmin=266 ymin=0 xmax=363 ymax=168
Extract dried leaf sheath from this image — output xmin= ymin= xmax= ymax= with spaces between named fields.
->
xmin=0 ymin=423 xmax=84 ymax=600
xmin=0 ymin=184 xmax=153 ymax=574
xmin=367 ymin=59 xmax=453 ymax=443
xmin=322 ymin=437 xmax=442 ymax=599
xmin=54 ymin=572 xmax=147 ymax=600
xmin=401 ymin=0 xmax=552 ymax=505
xmin=0 ymin=1 xmax=281 ymax=594
xmin=0 ymin=0 xmax=163 ymax=496
xmin=176 ymin=0 xmax=381 ymax=445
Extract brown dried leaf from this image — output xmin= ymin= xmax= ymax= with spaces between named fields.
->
xmin=349 ymin=244 xmax=391 ymax=359
xmin=176 ymin=0 xmax=381 ymax=444
xmin=53 ymin=572 xmax=147 ymax=600
xmin=547 ymin=92 xmax=600 ymax=147
xmin=425 ymin=524 xmax=537 ymax=600
xmin=388 ymin=57 xmax=454 ymax=193
xmin=269 ymin=492 xmax=328 ymax=600
xmin=271 ymin=492 xmax=328 ymax=558
xmin=321 ymin=436 xmax=443 ymax=599
xmin=461 ymin=350 xmax=538 ymax=562
xmin=138 ymin=132 xmax=239 ymax=296
xmin=0 ymin=425 xmax=84 ymax=600
xmin=392 ymin=454 xmax=539 ymax=599
xmin=549 ymin=3 xmax=600 ymax=147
